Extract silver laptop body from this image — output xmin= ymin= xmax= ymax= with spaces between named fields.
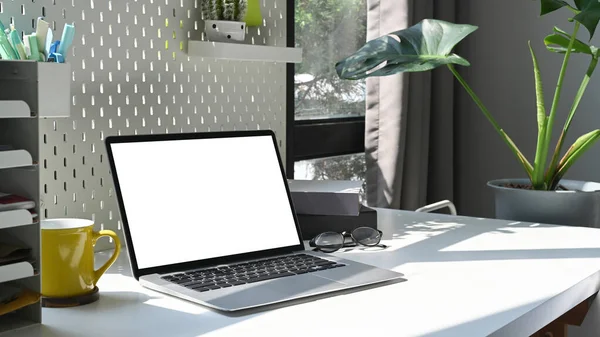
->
xmin=105 ymin=130 xmax=405 ymax=312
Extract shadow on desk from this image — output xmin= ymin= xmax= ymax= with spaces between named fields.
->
xmin=21 ymin=273 xmax=404 ymax=337
xmin=31 ymin=290 xmax=260 ymax=337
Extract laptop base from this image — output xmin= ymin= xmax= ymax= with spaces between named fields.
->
xmin=140 ymin=251 xmax=406 ymax=312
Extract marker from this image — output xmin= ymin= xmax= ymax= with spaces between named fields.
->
xmin=0 ymin=34 xmax=17 ymax=60
xmin=23 ymin=34 xmax=31 ymax=58
xmin=9 ymin=30 xmax=27 ymax=60
xmin=35 ymin=17 xmax=50 ymax=53
xmin=57 ymin=23 xmax=74 ymax=59
xmin=47 ymin=40 xmax=64 ymax=63
xmin=25 ymin=34 xmax=41 ymax=61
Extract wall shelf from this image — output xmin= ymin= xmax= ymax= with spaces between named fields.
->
xmin=0 ymin=210 xmax=34 ymax=230
xmin=0 ymin=262 xmax=34 ymax=284
xmin=0 ymin=59 xmax=61 ymax=333
xmin=187 ymin=41 xmax=303 ymax=63
xmin=0 ymin=61 xmax=71 ymax=118
xmin=0 ymin=150 xmax=33 ymax=170
xmin=0 ymin=102 xmax=34 ymax=119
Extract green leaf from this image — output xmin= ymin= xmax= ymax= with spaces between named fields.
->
xmin=553 ymin=129 xmax=600 ymax=185
xmin=543 ymin=22 xmax=580 ymax=190
xmin=540 ymin=0 xmax=571 ymax=15
xmin=573 ymin=0 xmax=600 ymax=39
xmin=446 ymin=64 xmax=533 ymax=181
xmin=335 ymin=19 xmax=478 ymax=80
xmin=544 ymin=26 xmax=594 ymax=54
xmin=529 ymin=42 xmax=549 ymax=189
xmin=501 ymin=129 xmax=534 ymax=180
xmin=545 ymin=56 xmax=598 ymax=188
xmin=530 ymin=42 xmax=547 ymax=133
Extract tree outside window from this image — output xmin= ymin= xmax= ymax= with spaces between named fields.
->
xmin=293 ymin=0 xmax=367 ymax=182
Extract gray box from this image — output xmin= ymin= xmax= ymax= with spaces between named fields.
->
xmin=288 ymin=180 xmax=363 ymax=216
xmin=0 ymin=60 xmax=70 ymax=118
xmin=296 ymin=206 xmax=378 ymax=240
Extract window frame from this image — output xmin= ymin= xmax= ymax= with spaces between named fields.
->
xmin=286 ymin=0 xmax=366 ymax=178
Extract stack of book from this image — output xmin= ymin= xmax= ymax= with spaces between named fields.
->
xmin=0 ymin=234 xmax=38 ymax=317
xmin=0 ymin=283 xmax=40 ymax=316
xmin=287 ymin=180 xmax=377 ymax=240
xmin=0 ymin=192 xmax=37 ymax=220
xmin=0 ymin=231 xmax=34 ymax=269
xmin=0 ymin=241 xmax=32 ymax=268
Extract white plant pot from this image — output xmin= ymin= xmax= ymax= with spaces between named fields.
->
xmin=205 ymin=20 xmax=246 ymax=43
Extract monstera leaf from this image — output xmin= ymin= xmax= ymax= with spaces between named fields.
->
xmin=538 ymin=0 xmax=600 ymax=39
xmin=574 ymin=0 xmax=600 ymax=39
xmin=544 ymin=26 xmax=594 ymax=54
xmin=540 ymin=0 xmax=571 ymax=15
xmin=335 ymin=19 xmax=478 ymax=80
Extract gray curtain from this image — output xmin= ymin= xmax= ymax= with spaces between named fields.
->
xmin=365 ymin=0 xmax=457 ymax=210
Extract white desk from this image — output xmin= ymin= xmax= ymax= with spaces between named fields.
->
xmin=6 ymin=209 xmax=600 ymax=337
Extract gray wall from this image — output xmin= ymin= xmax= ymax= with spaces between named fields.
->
xmin=454 ymin=1 xmax=600 ymax=334
xmin=455 ymin=0 xmax=600 ymax=218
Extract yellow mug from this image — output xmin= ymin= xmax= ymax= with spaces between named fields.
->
xmin=41 ymin=218 xmax=121 ymax=298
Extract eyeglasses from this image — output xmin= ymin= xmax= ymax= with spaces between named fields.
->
xmin=309 ymin=227 xmax=387 ymax=253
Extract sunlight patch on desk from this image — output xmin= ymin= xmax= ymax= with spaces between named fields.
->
xmin=145 ymin=297 xmax=208 ymax=315
xmin=96 ymin=273 xmax=143 ymax=292
xmin=389 ymin=221 xmax=464 ymax=247
xmin=439 ymin=226 xmax=600 ymax=252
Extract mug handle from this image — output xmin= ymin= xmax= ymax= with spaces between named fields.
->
xmin=92 ymin=230 xmax=122 ymax=284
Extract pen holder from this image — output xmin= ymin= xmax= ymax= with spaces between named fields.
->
xmin=0 ymin=60 xmax=71 ymax=118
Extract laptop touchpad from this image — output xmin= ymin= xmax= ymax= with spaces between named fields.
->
xmin=206 ymin=275 xmax=342 ymax=311
xmin=268 ymin=274 xmax=342 ymax=297
xmin=207 ymin=285 xmax=289 ymax=311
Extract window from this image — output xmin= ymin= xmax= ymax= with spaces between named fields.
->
xmin=288 ymin=0 xmax=368 ymax=181
xmin=294 ymin=153 xmax=366 ymax=181
xmin=294 ymin=0 xmax=367 ymax=121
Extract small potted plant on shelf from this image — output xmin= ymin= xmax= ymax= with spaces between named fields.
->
xmin=201 ymin=0 xmax=249 ymax=43
xmin=335 ymin=0 xmax=600 ymax=227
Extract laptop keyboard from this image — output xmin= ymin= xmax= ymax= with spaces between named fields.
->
xmin=161 ymin=254 xmax=346 ymax=293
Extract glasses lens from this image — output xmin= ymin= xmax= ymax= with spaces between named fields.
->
xmin=314 ymin=232 xmax=344 ymax=252
xmin=352 ymin=227 xmax=381 ymax=246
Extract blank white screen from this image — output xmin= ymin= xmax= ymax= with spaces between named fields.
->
xmin=110 ymin=135 xmax=301 ymax=269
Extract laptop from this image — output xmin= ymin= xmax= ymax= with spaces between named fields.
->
xmin=105 ymin=130 xmax=405 ymax=312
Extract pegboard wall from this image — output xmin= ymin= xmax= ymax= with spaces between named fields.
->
xmin=2 ymin=0 xmax=288 ymax=250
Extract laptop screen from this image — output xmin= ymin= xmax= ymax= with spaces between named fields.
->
xmin=108 ymin=134 xmax=302 ymax=269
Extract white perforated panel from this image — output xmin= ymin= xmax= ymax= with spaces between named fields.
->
xmin=4 ymin=0 xmax=288 ymax=250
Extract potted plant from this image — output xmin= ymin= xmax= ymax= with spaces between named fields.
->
xmin=201 ymin=0 xmax=248 ymax=43
xmin=335 ymin=1 xmax=600 ymax=227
